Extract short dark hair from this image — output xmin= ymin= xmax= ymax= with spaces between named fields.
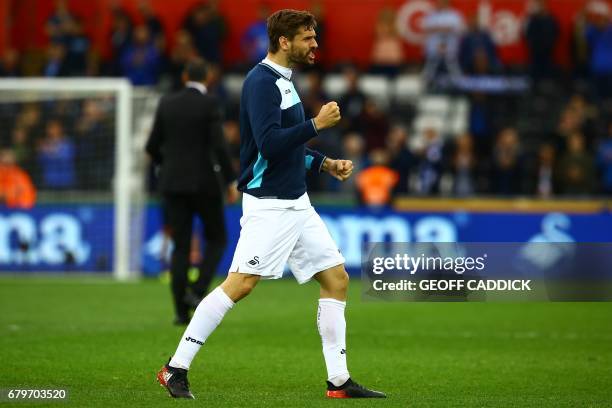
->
xmin=267 ymin=9 xmax=317 ymax=53
xmin=184 ymin=58 xmax=207 ymax=82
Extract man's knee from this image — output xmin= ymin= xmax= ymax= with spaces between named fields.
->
xmin=316 ymin=264 xmax=349 ymax=299
xmin=332 ymin=267 xmax=350 ymax=292
xmin=236 ymin=277 xmax=257 ymax=297
xmin=221 ymin=271 xmax=259 ymax=302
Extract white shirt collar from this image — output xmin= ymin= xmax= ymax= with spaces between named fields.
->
xmin=261 ymin=57 xmax=292 ymax=80
xmin=186 ymin=81 xmax=207 ymax=94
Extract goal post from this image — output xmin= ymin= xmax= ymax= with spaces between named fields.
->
xmin=0 ymin=78 xmax=145 ymax=280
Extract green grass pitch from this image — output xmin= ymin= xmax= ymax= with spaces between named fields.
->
xmin=1 ymin=276 xmax=611 ymax=407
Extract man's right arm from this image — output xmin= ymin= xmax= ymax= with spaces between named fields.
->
xmin=246 ymin=78 xmax=318 ymax=160
xmin=246 ymin=77 xmax=341 ymax=160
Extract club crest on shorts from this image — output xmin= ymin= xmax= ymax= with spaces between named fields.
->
xmin=247 ymin=256 xmax=260 ymax=266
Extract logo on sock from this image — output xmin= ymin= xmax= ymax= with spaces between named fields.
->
xmin=247 ymin=256 xmax=260 ymax=266
xmin=340 ymin=349 xmax=346 ymax=355
xmin=185 ymin=336 xmax=204 ymax=345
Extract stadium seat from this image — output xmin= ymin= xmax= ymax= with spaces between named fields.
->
xmin=322 ymin=74 xmax=348 ymax=99
xmin=223 ymin=74 xmax=245 ymax=101
xmin=449 ymin=99 xmax=469 ymax=134
xmin=413 ymin=115 xmax=445 ymax=133
xmin=411 ymin=95 xmax=469 ymax=138
xmin=417 ymin=96 xmax=451 ymax=115
xmin=358 ymin=75 xmax=391 ymax=108
xmin=393 ymin=75 xmax=423 ymax=102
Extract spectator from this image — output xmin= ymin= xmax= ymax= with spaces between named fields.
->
xmin=596 ymin=121 xmax=612 ymax=194
xmin=301 ymin=70 xmax=328 ymax=119
xmin=525 ymin=143 xmax=557 ymax=197
xmin=37 ymin=120 xmax=76 ymax=189
xmin=386 ymin=125 xmax=413 ymax=194
xmin=340 ymin=132 xmax=366 ymax=194
xmin=44 ymin=43 xmax=69 ymax=77
xmin=471 ymin=47 xmax=495 ymax=76
xmin=338 ymin=66 xmax=367 ymax=132
xmin=566 ymin=94 xmax=597 ymax=145
xmin=557 ymin=132 xmax=597 ymax=195
xmin=571 ymin=5 xmax=590 ymax=79
xmin=449 ymin=132 xmax=476 ymax=196
xmin=166 ymin=30 xmax=198 ymax=90
xmin=557 ymin=106 xmax=583 ymax=136
xmin=109 ymin=6 xmax=133 ymax=75
xmin=489 ymin=127 xmax=523 ymax=195
xmin=458 ymin=15 xmax=500 ymax=75
xmin=556 ymin=105 xmax=588 ymax=151
xmin=0 ymin=48 xmax=21 ymax=77
xmin=184 ymin=2 xmax=227 ymax=64
xmin=138 ymin=0 xmax=165 ymax=51
xmin=46 ymin=0 xmax=74 ymax=45
xmin=414 ymin=127 xmax=444 ymax=195
xmin=422 ymin=0 xmax=464 ymax=84
xmin=524 ymin=0 xmax=559 ymax=81
xmin=205 ymin=63 xmax=229 ymax=101
xmin=11 ymin=127 xmax=35 ymax=177
xmin=16 ymin=104 xmax=43 ymax=145
xmin=241 ymin=4 xmax=270 ymax=64
xmin=311 ymin=1 xmax=326 ymax=59
xmin=370 ymin=8 xmax=405 ymax=77
xmin=0 ymin=149 xmax=36 ymax=209
xmin=74 ymin=100 xmax=112 ymax=190
xmin=584 ymin=1 xmax=612 ymax=99
xmin=120 ymin=25 xmax=162 ymax=85
xmin=359 ymin=99 xmax=390 ymax=152
xmin=356 ymin=149 xmax=399 ymax=206
xmin=63 ymin=18 xmax=91 ymax=76
xmin=468 ymin=92 xmax=495 ymax=156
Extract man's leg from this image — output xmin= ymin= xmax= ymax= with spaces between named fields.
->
xmin=169 ymin=272 xmax=260 ymax=370
xmin=313 ymin=264 xmax=350 ymax=386
xmin=313 ymin=264 xmax=386 ymax=398
xmin=164 ymin=194 xmax=193 ymax=322
xmin=192 ymin=192 xmax=227 ymax=298
xmin=158 ymin=272 xmax=259 ymax=398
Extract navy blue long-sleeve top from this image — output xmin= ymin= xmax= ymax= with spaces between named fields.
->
xmin=237 ymin=60 xmax=326 ymax=199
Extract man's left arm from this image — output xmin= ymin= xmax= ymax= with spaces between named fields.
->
xmin=314 ymin=152 xmax=354 ymax=182
xmin=305 ymin=147 xmax=327 ymax=173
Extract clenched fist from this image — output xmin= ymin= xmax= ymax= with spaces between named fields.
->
xmin=313 ymin=102 xmax=341 ymax=131
xmin=322 ymin=158 xmax=354 ymax=181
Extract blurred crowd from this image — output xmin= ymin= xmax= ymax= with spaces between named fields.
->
xmin=1 ymin=0 xmax=612 ymax=206
xmin=0 ymin=98 xmax=115 ymax=198
xmin=277 ymin=70 xmax=612 ymax=204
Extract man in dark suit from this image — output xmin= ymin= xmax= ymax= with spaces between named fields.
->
xmin=146 ymin=59 xmax=238 ymax=324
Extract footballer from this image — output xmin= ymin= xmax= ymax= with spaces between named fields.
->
xmin=157 ymin=9 xmax=386 ymax=400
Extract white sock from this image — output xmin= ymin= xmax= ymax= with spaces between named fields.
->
xmin=169 ymin=287 xmax=234 ymax=370
xmin=317 ymin=298 xmax=350 ymax=386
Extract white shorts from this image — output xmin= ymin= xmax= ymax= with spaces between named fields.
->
xmin=229 ymin=193 xmax=345 ymax=284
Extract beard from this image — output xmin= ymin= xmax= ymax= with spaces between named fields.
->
xmin=288 ymin=46 xmax=316 ymax=66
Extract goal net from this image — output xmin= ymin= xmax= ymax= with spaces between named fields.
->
xmin=0 ymin=79 xmax=156 ymax=280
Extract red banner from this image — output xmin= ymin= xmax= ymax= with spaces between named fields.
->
xmin=3 ymin=0 xmax=601 ymax=68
